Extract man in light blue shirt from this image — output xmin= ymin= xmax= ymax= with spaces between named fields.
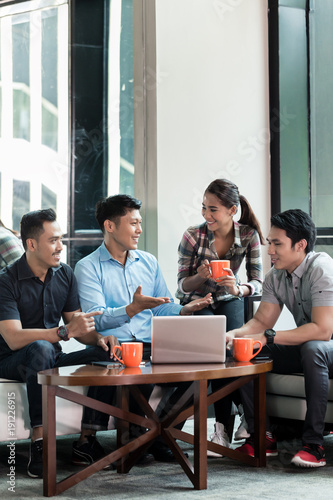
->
xmin=74 ymin=194 xmax=211 ymax=462
xmin=75 ymin=194 xmax=211 ymax=355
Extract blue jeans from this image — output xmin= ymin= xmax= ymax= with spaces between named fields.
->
xmin=195 ymin=298 xmax=244 ymax=426
xmin=240 ymin=340 xmax=333 ymax=446
xmin=0 ymin=341 xmax=112 ymax=430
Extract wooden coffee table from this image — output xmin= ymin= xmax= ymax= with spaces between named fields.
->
xmin=38 ymin=359 xmax=272 ymax=496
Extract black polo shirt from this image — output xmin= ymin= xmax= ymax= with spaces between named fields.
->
xmin=0 ymin=254 xmax=80 ymax=361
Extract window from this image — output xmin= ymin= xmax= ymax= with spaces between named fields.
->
xmin=0 ymin=0 xmax=143 ymax=268
xmin=0 ymin=0 xmax=69 ymax=243
xmin=269 ymin=0 xmax=333 ymax=255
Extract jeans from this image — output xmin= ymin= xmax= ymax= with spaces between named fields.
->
xmin=0 ymin=340 xmax=112 ymax=430
xmin=195 ymin=298 xmax=244 ymax=426
xmin=240 ymin=340 xmax=333 ymax=446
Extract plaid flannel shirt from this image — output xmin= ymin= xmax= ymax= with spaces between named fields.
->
xmin=0 ymin=227 xmax=24 ymax=270
xmin=176 ymin=221 xmax=263 ymax=306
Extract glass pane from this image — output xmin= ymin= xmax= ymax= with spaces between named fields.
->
xmin=279 ymin=3 xmax=309 ymax=213
xmin=309 ymin=0 xmax=333 ymax=227
xmin=73 ymin=0 xmax=134 ymax=232
xmin=13 ymin=180 xmax=30 ymax=232
xmin=109 ymin=0 xmax=134 ymax=196
xmin=0 ymin=0 xmax=68 ymax=235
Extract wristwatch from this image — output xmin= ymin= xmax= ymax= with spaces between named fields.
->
xmin=264 ymin=329 xmax=276 ymax=345
xmin=237 ymin=285 xmax=244 ymax=298
xmin=57 ymin=325 xmax=70 ymax=341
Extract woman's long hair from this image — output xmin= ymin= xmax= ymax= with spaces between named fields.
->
xmin=205 ymin=178 xmax=265 ymax=244
xmin=0 ymin=219 xmax=20 ymax=237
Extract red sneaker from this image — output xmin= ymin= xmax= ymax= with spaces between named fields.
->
xmin=235 ymin=433 xmax=278 ymax=457
xmin=291 ymin=444 xmax=326 ymax=468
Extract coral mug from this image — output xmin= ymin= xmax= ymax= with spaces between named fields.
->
xmin=210 ymin=260 xmax=230 ymax=281
xmin=233 ymin=338 xmax=263 ymax=362
xmin=112 ymin=342 xmax=143 ymax=367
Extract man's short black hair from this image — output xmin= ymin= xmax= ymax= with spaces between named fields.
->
xmin=20 ymin=209 xmax=57 ymax=251
xmin=95 ymin=194 xmax=142 ymax=232
xmin=270 ymin=209 xmax=316 ymax=253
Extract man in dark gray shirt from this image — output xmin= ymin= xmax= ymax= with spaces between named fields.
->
xmin=227 ymin=209 xmax=333 ymax=468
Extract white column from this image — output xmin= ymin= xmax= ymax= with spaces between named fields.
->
xmin=1 ymin=16 xmax=13 ymax=139
xmin=108 ymin=0 xmax=122 ymax=195
xmin=29 ymin=10 xmax=42 ymax=145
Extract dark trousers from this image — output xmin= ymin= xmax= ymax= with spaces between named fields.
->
xmin=0 ymin=340 xmax=112 ymax=429
xmin=194 ymin=298 xmax=244 ymax=427
xmin=240 ymin=340 xmax=333 ymax=446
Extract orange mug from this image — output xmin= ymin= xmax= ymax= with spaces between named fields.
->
xmin=119 ymin=367 xmax=142 ymax=375
xmin=112 ymin=342 xmax=143 ymax=367
xmin=210 ymin=260 xmax=230 ymax=281
xmin=233 ymin=338 xmax=263 ymax=362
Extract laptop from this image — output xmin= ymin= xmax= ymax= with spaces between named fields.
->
xmin=151 ymin=315 xmax=226 ymax=364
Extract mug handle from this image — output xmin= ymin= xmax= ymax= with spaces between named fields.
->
xmin=112 ymin=345 xmax=124 ymax=365
xmin=250 ymin=341 xmax=263 ymax=359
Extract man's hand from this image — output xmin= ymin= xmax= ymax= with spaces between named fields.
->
xmin=97 ymin=334 xmax=121 ymax=359
xmin=226 ymin=330 xmax=236 ymax=351
xmin=226 ymin=330 xmax=266 ymax=351
xmin=66 ymin=311 xmax=103 ymax=339
xmin=126 ymin=285 xmax=171 ymax=318
xmin=180 ymin=293 xmax=212 ymax=316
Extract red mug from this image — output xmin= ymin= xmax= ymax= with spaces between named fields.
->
xmin=233 ymin=338 xmax=263 ymax=362
xmin=112 ymin=342 xmax=143 ymax=367
xmin=210 ymin=260 xmax=230 ymax=281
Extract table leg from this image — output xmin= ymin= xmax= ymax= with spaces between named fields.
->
xmin=253 ymin=372 xmax=267 ymax=467
xmin=193 ymin=379 xmax=207 ymax=490
xmin=117 ymin=385 xmax=130 ymax=473
xmin=42 ymin=385 xmax=57 ymax=497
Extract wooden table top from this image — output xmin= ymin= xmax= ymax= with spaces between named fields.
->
xmin=38 ymin=359 xmax=273 ymax=387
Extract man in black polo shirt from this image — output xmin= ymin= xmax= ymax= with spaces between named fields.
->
xmin=0 ymin=209 xmax=117 ymax=478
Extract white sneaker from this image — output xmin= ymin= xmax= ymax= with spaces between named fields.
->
xmin=234 ymin=411 xmax=250 ymax=441
xmin=207 ymin=422 xmax=230 ymax=457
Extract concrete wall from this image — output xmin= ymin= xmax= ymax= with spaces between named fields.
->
xmin=155 ymin=0 xmax=271 ymax=297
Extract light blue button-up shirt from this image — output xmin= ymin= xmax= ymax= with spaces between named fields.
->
xmin=74 ymin=242 xmax=182 ymax=342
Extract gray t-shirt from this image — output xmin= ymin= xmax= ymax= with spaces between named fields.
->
xmin=262 ymin=251 xmax=333 ymax=328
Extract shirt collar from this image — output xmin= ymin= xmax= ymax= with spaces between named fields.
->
xmin=17 ymin=253 xmax=62 ymax=280
xmin=233 ymin=221 xmax=242 ymax=247
xmin=100 ymin=241 xmax=139 ymax=264
xmin=288 ymin=251 xmax=315 ymax=280
xmin=206 ymin=220 xmax=241 ymax=248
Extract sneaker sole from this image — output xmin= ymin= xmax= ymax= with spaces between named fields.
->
xmin=239 ymin=450 xmax=278 ymax=458
xmin=73 ymin=459 xmax=91 ymax=466
xmin=234 ymin=434 xmax=251 ymax=441
xmin=207 ymin=450 xmax=224 ymax=458
xmin=291 ymin=456 xmax=326 ymax=468
xmin=27 ymin=466 xmax=42 ymax=479
xmin=266 ymin=450 xmax=279 ymax=457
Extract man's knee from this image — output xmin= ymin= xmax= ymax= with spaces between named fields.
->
xmin=27 ymin=340 xmax=56 ymax=369
xmin=300 ymin=340 xmax=332 ymax=368
xmin=83 ymin=346 xmax=110 ymax=362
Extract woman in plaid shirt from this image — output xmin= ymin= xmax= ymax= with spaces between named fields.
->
xmin=176 ymin=178 xmax=264 ymax=455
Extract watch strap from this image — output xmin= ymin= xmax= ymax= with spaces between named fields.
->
xmin=264 ymin=328 xmax=276 ymax=345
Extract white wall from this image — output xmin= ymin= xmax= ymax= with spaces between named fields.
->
xmin=155 ymin=0 xmax=271 ymax=298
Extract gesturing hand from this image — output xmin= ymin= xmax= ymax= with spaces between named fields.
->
xmin=126 ymin=285 xmax=171 ymax=318
xmin=180 ymin=293 xmax=212 ymax=315
xmin=67 ymin=311 xmax=103 ymax=338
